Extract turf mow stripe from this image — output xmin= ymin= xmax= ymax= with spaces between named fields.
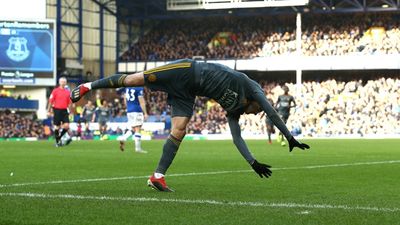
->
xmin=0 ymin=192 xmax=399 ymax=213
xmin=1 ymin=160 xmax=400 ymax=188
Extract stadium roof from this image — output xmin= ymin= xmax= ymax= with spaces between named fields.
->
xmin=105 ymin=0 xmax=400 ymax=20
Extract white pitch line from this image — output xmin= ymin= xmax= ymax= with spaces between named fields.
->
xmin=0 ymin=192 xmax=399 ymax=213
xmin=275 ymin=160 xmax=400 ymax=170
xmin=1 ymin=160 xmax=400 ymax=188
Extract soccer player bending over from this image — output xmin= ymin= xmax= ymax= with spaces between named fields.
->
xmin=71 ymin=59 xmax=310 ymax=192
xmin=117 ymin=87 xmax=148 ymax=153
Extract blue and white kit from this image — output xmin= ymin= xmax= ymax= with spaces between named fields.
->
xmin=125 ymin=87 xmax=144 ymax=127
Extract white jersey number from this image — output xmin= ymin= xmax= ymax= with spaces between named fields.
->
xmin=126 ymin=89 xmax=136 ymax=102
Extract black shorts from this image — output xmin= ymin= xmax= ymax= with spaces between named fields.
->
xmin=53 ymin=108 xmax=69 ymax=126
xmin=279 ymin=113 xmax=289 ymax=124
xmin=144 ymin=59 xmax=197 ymax=117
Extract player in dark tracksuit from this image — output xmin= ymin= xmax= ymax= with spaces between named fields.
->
xmin=276 ymin=85 xmax=296 ymax=146
xmin=263 ymin=95 xmax=275 ymax=145
xmin=70 ymin=59 xmax=309 ymax=192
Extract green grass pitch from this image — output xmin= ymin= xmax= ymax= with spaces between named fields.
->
xmin=0 ymin=139 xmax=399 ymax=225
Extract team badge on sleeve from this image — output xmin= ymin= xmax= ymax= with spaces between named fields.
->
xmin=148 ymin=74 xmax=157 ymax=82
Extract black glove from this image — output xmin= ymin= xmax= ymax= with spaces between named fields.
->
xmin=289 ymin=137 xmax=310 ymax=152
xmin=251 ymin=160 xmax=272 ymax=178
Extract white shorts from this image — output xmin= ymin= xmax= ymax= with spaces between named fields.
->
xmin=127 ymin=112 xmax=144 ymax=127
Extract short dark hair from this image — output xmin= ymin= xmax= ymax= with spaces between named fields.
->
xmin=283 ymin=85 xmax=289 ymax=93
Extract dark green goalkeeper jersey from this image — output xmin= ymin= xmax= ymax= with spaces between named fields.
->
xmin=143 ymin=59 xmax=293 ymax=150
xmin=194 ymin=61 xmax=258 ymax=116
xmin=144 ymin=59 xmax=263 ymax=117
xmin=143 ymin=59 xmax=295 ymax=163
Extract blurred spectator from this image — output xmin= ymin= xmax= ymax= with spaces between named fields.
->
xmin=1 ymin=76 xmax=398 ymax=138
xmin=0 ymin=111 xmax=46 ymax=138
xmin=80 ymin=100 xmax=96 ymax=135
xmin=183 ymin=77 xmax=400 ymax=137
xmin=121 ymin=13 xmax=400 ymax=60
xmin=93 ymin=99 xmax=112 ymax=139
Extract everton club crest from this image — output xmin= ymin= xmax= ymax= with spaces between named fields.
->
xmin=6 ymin=37 xmax=30 ymax=62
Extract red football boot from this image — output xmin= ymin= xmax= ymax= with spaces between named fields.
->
xmin=70 ymin=84 xmax=90 ymax=103
xmin=147 ymin=175 xmax=174 ymax=192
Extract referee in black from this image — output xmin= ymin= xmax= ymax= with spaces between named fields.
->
xmin=48 ymin=77 xmax=72 ymax=147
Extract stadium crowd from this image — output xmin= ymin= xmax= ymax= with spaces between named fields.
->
xmin=0 ymin=76 xmax=399 ymax=138
xmin=181 ymin=77 xmax=400 ymax=137
xmin=120 ymin=13 xmax=400 ymax=61
xmin=0 ymin=110 xmax=47 ymax=139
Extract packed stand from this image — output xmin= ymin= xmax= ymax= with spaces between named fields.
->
xmin=1 ymin=77 xmax=399 ymax=138
xmin=75 ymin=76 xmax=400 ymax=137
xmin=289 ymin=77 xmax=400 ymax=137
xmin=121 ymin=16 xmax=292 ymax=60
xmin=185 ymin=77 xmax=399 ymax=137
xmin=0 ymin=110 xmax=47 ymax=138
xmin=121 ymin=13 xmax=400 ymax=60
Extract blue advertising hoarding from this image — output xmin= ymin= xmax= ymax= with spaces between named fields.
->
xmin=0 ymin=20 xmax=55 ymax=86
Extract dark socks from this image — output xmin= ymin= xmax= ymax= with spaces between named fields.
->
xmin=155 ymin=135 xmax=182 ymax=174
xmin=91 ymin=74 xmax=128 ymax=89
xmin=60 ymin=128 xmax=68 ymax=138
xmin=54 ymin=129 xmax=60 ymax=142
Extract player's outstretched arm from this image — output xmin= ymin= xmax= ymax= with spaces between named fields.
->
xmin=252 ymin=91 xmax=310 ymax=152
xmin=227 ymin=116 xmax=272 ymax=178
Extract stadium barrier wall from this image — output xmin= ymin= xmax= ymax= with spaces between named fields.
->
xmin=0 ymin=98 xmax=38 ymax=111
xmin=2 ymin=133 xmax=399 ymax=142
xmin=68 ymin=122 xmax=165 ymax=133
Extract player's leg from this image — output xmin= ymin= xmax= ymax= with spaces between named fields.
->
xmin=59 ymin=122 xmax=69 ymax=138
xmin=84 ymin=120 xmax=90 ymax=135
xmin=59 ymin=110 xmax=72 ymax=145
xmin=100 ymin=123 xmax=108 ymax=139
xmin=98 ymin=122 xmax=103 ymax=138
xmin=148 ymin=97 xmax=194 ymax=192
xmin=133 ymin=125 xmax=146 ymax=153
xmin=53 ymin=125 xmax=61 ymax=146
xmin=71 ymin=72 xmax=145 ymax=103
xmin=148 ymin=116 xmax=190 ymax=192
xmin=157 ymin=116 xmax=189 ymax=173
xmin=71 ymin=59 xmax=193 ymax=103
xmin=266 ymin=118 xmax=273 ymax=144
xmin=276 ymin=113 xmax=283 ymax=143
xmin=118 ymin=112 xmax=139 ymax=151
xmin=52 ymin=108 xmax=62 ymax=146
xmin=60 ymin=122 xmax=72 ymax=145
xmin=131 ymin=112 xmax=145 ymax=153
xmin=118 ymin=128 xmax=131 ymax=151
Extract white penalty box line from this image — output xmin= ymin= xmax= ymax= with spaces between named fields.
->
xmin=0 ymin=192 xmax=399 ymax=213
xmin=1 ymin=160 xmax=400 ymax=188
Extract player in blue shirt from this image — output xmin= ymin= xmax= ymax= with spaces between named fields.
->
xmin=117 ymin=87 xmax=148 ymax=153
